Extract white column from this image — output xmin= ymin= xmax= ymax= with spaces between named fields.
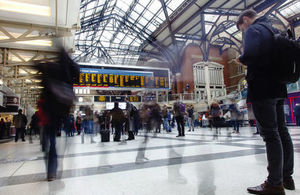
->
xmin=204 ymin=63 xmax=211 ymax=104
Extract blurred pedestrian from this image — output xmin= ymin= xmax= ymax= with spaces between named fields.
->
xmin=13 ymin=109 xmax=27 ymax=142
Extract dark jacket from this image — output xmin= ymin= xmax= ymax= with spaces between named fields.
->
xmin=239 ymin=17 xmax=287 ymax=101
xmin=13 ymin=114 xmax=27 ymax=128
xmin=110 ymin=107 xmax=125 ymax=124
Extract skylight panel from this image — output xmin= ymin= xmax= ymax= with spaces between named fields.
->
xmin=167 ymin=0 xmax=181 ymax=11
xmin=235 ymin=32 xmax=242 ymax=42
xmin=122 ymin=36 xmax=134 ymax=45
xmin=139 ymin=17 xmax=149 ymax=26
xmin=204 ymin=14 xmax=218 ymax=22
xmin=280 ymin=1 xmax=300 ymax=18
xmin=227 ymin=26 xmax=238 ymax=34
xmin=148 ymin=0 xmax=162 ymax=14
xmin=147 ymin=23 xmax=157 ymax=32
xmin=116 ymin=33 xmax=126 ymax=41
xmin=102 ymin=31 xmax=113 ymax=41
xmin=116 ymin=0 xmax=132 ymax=12
xmin=101 ymin=41 xmax=110 ymax=47
xmin=205 ymin=24 xmax=213 ymax=34
xmin=86 ymin=1 xmax=96 ymax=11
xmin=143 ymin=10 xmax=154 ymax=20
xmin=135 ymin=3 xmax=145 ymax=14
xmin=131 ymin=10 xmax=140 ymax=20
xmin=156 ymin=10 xmax=166 ymax=21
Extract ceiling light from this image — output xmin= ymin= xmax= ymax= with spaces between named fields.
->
xmin=0 ymin=0 xmax=51 ymax=16
xmin=16 ymin=40 xmax=52 ymax=47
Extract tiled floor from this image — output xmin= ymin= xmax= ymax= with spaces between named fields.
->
xmin=0 ymin=126 xmax=299 ymax=195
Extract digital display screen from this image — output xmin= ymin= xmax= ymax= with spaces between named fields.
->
xmin=73 ymin=65 xmax=170 ymax=90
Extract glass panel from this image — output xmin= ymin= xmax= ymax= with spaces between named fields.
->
xmin=148 ymin=0 xmax=162 ymax=14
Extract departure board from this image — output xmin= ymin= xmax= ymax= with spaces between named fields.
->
xmin=73 ymin=64 xmax=170 ymax=90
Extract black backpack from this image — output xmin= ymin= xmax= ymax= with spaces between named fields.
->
xmin=260 ymin=23 xmax=300 ymax=84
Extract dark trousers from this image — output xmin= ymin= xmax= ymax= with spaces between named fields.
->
xmin=175 ymin=115 xmax=185 ymax=136
xmin=43 ymin=120 xmax=59 ymax=178
xmin=113 ymin=123 xmax=123 ymax=141
xmin=15 ymin=127 xmax=25 ymax=141
xmin=232 ymin=119 xmax=239 ymax=132
xmin=252 ymin=99 xmax=294 ymax=186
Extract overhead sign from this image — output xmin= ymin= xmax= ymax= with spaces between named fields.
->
xmin=74 ymin=64 xmax=170 ymax=90
xmin=6 ymin=96 xmax=19 ymax=107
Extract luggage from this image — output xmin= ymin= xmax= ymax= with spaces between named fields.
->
xmin=100 ymin=116 xmax=110 ymax=142
xmin=100 ymin=130 xmax=110 ymax=142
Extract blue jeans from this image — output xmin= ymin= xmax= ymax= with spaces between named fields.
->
xmin=232 ymin=119 xmax=239 ymax=132
xmin=163 ymin=118 xmax=170 ymax=132
xmin=82 ymin=120 xmax=93 ymax=134
xmin=252 ymin=99 xmax=294 ymax=186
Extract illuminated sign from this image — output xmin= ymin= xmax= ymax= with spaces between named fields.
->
xmin=74 ymin=64 xmax=170 ymax=90
xmin=94 ymin=96 xmax=110 ymax=102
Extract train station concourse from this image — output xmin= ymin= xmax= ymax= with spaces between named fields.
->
xmin=0 ymin=0 xmax=300 ymax=195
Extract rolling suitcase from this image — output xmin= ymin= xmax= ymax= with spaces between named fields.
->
xmin=100 ymin=116 xmax=110 ymax=142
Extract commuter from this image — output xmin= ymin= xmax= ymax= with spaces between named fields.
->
xmin=109 ymin=102 xmax=125 ymax=142
xmin=209 ymin=102 xmax=222 ymax=135
xmin=125 ymin=97 xmax=135 ymax=140
xmin=13 ymin=109 xmax=27 ymax=142
xmin=5 ymin=117 xmax=11 ymax=138
xmin=30 ymin=111 xmax=40 ymax=136
xmin=0 ymin=118 xmax=5 ymax=139
xmin=82 ymin=106 xmax=95 ymax=143
xmin=187 ymin=105 xmax=195 ymax=132
xmin=223 ymin=110 xmax=231 ymax=130
xmin=93 ymin=111 xmax=100 ymax=135
xmin=64 ymin=114 xmax=75 ymax=137
xmin=237 ymin=9 xmax=295 ymax=194
xmin=132 ymin=108 xmax=140 ymax=135
xmin=76 ymin=114 xmax=82 ymax=135
xmin=151 ymin=103 xmax=162 ymax=133
xmin=36 ymin=48 xmax=79 ymax=181
xmin=230 ymin=103 xmax=240 ymax=134
xmin=162 ymin=105 xmax=171 ymax=133
xmin=173 ymin=96 xmax=185 ymax=137
xmin=168 ymin=110 xmax=172 ymax=127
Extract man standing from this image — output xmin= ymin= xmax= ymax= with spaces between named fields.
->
xmin=173 ymin=96 xmax=185 ymax=137
xmin=187 ymin=105 xmax=194 ymax=132
xmin=162 ymin=105 xmax=171 ymax=133
xmin=110 ymin=102 xmax=125 ymax=142
xmin=13 ymin=109 xmax=27 ymax=142
xmin=237 ymin=10 xmax=294 ymax=194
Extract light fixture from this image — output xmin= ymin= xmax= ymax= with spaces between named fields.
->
xmin=16 ymin=40 xmax=53 ymax=47
xmin=0 ymin=0 xmax=51 ymax=16
xmin=78 ymin=97 xmax=83 ymax=102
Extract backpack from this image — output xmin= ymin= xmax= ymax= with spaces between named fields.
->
xmin=210 ymin=105 xmax=221 ymax=117
xmin=180 ymin=103 xmax=185 ymax=114
xmin=260 ymin=23 xmax=300 ymax=84
xmin=130 ymin=105 xmax=138 ymax=117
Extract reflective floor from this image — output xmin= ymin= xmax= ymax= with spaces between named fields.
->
xmin=0 ymin=126 xmax=299 ymax=195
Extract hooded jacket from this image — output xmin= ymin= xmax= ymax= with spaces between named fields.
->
xmin=239 ymin=17 xmax=287 ymax=101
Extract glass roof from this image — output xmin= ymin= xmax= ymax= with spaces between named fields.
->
xmin=74 ymin=0 xmax=300 ymax=65
xmin=75 ymin=0 xmax=183 ymax=64
xmin=279 ymin=0 xmax=300 ymax=18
